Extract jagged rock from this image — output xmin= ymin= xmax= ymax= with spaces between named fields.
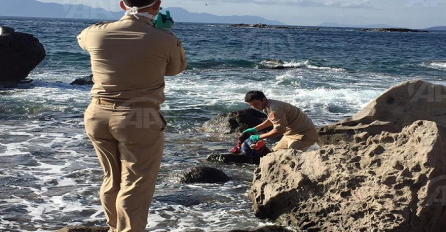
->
xmin=249 ymin=120 xmax=446 ymax=232
xmin=203 ymin=108 xmax=269 ymax=134
xmin=180 ymin=166 xmax=231 ymax=184
xmin=56 ymin=227 xmax=108 ymax=232
xmin=229 ymin=226 xmax=293 ymax=232
xmin=318 ymin=80 xmax=446 ymax=145
xmin=0 ymin=26 xmax=46 ymax=87
xmin=71 ymin=74 xmax=93 ymax=85
xmin=207 ymin=153 xmax=261 ymax=165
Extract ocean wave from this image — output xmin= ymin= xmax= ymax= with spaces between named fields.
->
xmin=187 ymin=59 xmax=256 ymax=69
xmin=423 ymin=61 xmax=446 ymax=70
xmin=260 ymin=59 xmax=345 ymax=72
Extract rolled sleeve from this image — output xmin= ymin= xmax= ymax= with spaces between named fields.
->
xmin=76 ymin=27 xmax=91 ymax=51
xmin=270 ymin=111 xmax=288 ymax=131
xmin=165 ymin=38 xmax=187 ymax=76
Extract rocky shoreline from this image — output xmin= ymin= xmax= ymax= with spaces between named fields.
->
xmin=230 ymin=24 xmax=428 ymax=33
xmin=58 ymin=79 xmax=446 ymax=231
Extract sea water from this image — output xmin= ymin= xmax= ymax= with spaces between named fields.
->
xmin=0 ymin=16 xmax=446 ymax=232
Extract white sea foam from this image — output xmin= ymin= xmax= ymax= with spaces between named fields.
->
xmin=431 ymin=61 xmax=446 ymax=69
xmin=283 ymin=60 xmax=346 ymax=72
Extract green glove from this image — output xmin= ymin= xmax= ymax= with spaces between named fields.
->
xmin=243 ymin=128 xmax=258 ymax=134
xmin=250 ymin=135 xmax=260 ymax=142
xmin=154 ymin=10 xmax=174 ymax=32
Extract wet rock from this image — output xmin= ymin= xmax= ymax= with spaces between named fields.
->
xmin=203 ymin=108 xmax=268 ymax=134
xmin=180 ymin=166 xmax=231 ymax=184
xmin=71 ymin=74 xmax=94 ymax=85
xmin=249 ymin=120 xmax=446 ymax=231
xmin=0 ymin=26 xmax=46 ymax=87
xmin=207 ymin=153 xmax=261 ymax=165
xmin=318 ymin=80 xmax=446 ymax=145
xmin=260 ymin=60 xmax=286 ymax=69
xmin=229 ymin=226 xmax=293 ymax=232
xmin=56 ymin=227 xmax=108 ymax=232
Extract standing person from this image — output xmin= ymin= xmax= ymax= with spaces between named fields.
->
xmin=243 ymin=91 xmax=318 ymax=152
xmin=77 ymin=0 xmax=187 ymax=231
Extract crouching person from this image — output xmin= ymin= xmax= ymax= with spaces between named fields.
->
xmin=243 ymin=91 xmax=318 ymax=152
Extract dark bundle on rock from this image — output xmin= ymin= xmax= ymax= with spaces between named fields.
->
xmin=0 ymin=26 xmax=46 ymax=87
xmin=180 ymin=166 xmax=231 ymax=184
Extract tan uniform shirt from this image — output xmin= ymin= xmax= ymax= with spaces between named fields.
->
xmin=77 ymin=15 xmax=187 ymax=104
xmin=263 ymin=99 xmax=316 ymax=136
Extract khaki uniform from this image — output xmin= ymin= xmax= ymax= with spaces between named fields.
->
xmin=263 ymin=99 xmax=318 ymax=152
xmin=78 ymin=15 xmax=186 ymax=232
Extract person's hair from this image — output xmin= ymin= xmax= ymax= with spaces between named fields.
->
xmin=245 ymin=91 xmax=266 ymax=102
xmin=123 ymin=0 xmax=158 ymax=7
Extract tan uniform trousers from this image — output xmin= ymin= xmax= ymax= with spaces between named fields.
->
xmin=273 ymin=128 xmax=319 ymax=152
xmin=84 ymin=101 xmax=165 ymax=232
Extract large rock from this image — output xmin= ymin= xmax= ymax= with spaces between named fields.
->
xmin=0 ymin=26 xmax=46 ymax=87
xmin=180 ymin=166 xmax=231 ymax=184
xmin=249 ymin=120 xmax=446 ymax=231
xmin=318 ymin=80 xmax=446 ymax=145
xmin=71 ymin=74 xmax=93 ymax=85
xmin=203 ymin=108 xmax=269 ymax=134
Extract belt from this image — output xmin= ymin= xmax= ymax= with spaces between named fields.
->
xmin=93 ymin=98 xmax=160 ymax=109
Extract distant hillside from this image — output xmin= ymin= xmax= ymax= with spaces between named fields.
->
xmin=425 ymin=26 xmax=446 ymax=31
xmin=0 ymin=0 xmax=284 ymax=25
xmin=319 ymin=22 xmax=395 ymax=29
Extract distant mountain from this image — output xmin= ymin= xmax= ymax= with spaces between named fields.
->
xmin=319 ymin=22 xmax=395 ymax=29
xmin=0 ymin=0 xmax=285 ymax=25
xmin=425 ymin=26 xmax=446 ymax=31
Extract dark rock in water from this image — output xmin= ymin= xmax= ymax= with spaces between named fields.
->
xmin=0 ymin=26 xmax=46 ymax=87
xmin=71 ymin=74 xmax=94 ymax=85
xmin=229 ymin=226 xmax=293 ymax=232
xmin=180 ymin=166 xmax=231 ymax=184
xmin=207 ymin=153 xmax=261 ymax=165
xmin=359 ymin=28 xmax=428 ymax=33
xmin=318 ymin=80 xmax=446 ymax=145
xmin=203 ymin=108 xmax=269 ymax=134
xmin=56 ymin=227 xmax=108 ymax=232
xmin=260 ymin=59 xmax=286 ymax=69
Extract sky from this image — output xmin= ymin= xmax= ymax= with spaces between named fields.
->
xmin=36 ymin=0 xmax=446 ymax=28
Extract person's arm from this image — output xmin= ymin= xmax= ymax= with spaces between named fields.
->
xmin=255 ymin=119 xmax=273 ymax=132
xmin=165 ymin=38 xmax=187 ymax=76
xmin=259 ymin=128 xmax=286 ymax=140
xmin=76 ymin=27 xmax=91 ymax=51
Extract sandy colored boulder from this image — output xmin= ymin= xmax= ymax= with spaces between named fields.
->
xmin=318 ymin=80 xmax=446 ymax=145
xmin=249 ymin=120 xmax=446 ymax=232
